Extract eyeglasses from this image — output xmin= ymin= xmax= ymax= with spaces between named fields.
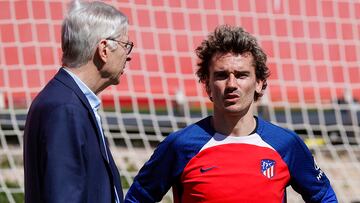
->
xmin=106 ymin=38 xmax=134 ymax=55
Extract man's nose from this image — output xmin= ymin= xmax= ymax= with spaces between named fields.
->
xmin=226 ymin=73 xmax=237 ymax=88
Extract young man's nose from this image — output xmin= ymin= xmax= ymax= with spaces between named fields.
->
xmin=226 ymin=73 xmax=237 ymax=87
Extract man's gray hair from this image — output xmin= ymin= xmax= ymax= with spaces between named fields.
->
xmin=61 ymin=0 xmax=128 ymax=68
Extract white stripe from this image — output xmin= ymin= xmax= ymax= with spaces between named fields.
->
xmin=200 ymin=133 xmax=275 ymax=152
xmin=114 ymin=186 xmax=120 ymax=203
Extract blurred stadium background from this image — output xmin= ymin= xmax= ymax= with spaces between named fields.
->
xmin=1 ymin=0 xmax=360 ymax=202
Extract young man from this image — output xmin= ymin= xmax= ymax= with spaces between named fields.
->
xmin=125 ymin=25 xmax=337 ymax=202
xmin=23 ymin=1 xmax=133 ymax=202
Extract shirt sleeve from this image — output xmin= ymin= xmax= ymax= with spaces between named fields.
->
xmin=287 ymin=133 xmax=338 ymax=202
xmin=125 ymin=133 xmax=181 ymax=203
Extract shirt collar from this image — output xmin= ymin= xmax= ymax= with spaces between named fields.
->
xmin=63 ymin=68 xmax=101 ymax=111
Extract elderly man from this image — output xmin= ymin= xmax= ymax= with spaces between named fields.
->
xmin=23 ymin=1 xmax=133 ymax=202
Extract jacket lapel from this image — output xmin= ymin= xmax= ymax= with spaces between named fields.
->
xmin=106 ymin=141 xmax=123 ymax=200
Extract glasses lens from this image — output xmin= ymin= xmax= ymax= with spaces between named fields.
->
xmin=126 ymin=42 xmax=133 ymax=55
xmin=107 ymin=38 xmax=133 ymax=55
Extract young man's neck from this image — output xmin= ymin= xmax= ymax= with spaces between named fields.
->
xmin=212 ymin=109 xmax=256 ymax=136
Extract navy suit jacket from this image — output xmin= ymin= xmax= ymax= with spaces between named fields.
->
xmin=24 ymin=68 xmax=123 ymax=203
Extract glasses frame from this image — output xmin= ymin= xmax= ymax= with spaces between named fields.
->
xmin=106 ymin=38 xmax=134 ymax=55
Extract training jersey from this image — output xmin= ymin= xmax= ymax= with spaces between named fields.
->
xmin=125 ymin=116 xmax=337 ymax=203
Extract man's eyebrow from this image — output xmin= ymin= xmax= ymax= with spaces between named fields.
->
xmin=213 ymin=70 xmax=250 ymax=73
xmin=213 ymin=70 xmax=227 ymax=73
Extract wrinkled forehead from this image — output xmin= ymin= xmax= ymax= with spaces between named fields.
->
xmin=211 ymin=51 xmax=253 ymax=62
xmin=210 ymin=52 xmax=255 ymax=68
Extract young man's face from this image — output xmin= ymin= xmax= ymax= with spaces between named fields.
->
xmin=207 ymin=52 xmax=263 ymax=116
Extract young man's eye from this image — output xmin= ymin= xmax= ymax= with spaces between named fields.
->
xmin=234 ymin=72 xmax=250 ymax=79
xmin=214 ymin=72 xmax=228 ymax=80
xmin=235 ymin=73 xmax=247 ymax=78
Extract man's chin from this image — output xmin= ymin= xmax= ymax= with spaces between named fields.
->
xmin=109 ymin=77 xmax=120 ymax=85
xmin=112 ymin=79 xmax=120 ymax=85
xmin=224 ymin=103 xmax=252 ymax=115
xmin=224 ymin=108 xmax=242 ymax=114
xmin=224 ymin=102 xmax=237 ymax=108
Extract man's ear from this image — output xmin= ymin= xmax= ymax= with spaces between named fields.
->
xmin=97 ymin=39 xmax=109 ymax=63
xmin=255 ymin=79 xmax=264 ymax=94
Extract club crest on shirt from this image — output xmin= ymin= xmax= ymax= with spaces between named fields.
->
xmin=261 ymin=159 xmax=275 ymax=178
